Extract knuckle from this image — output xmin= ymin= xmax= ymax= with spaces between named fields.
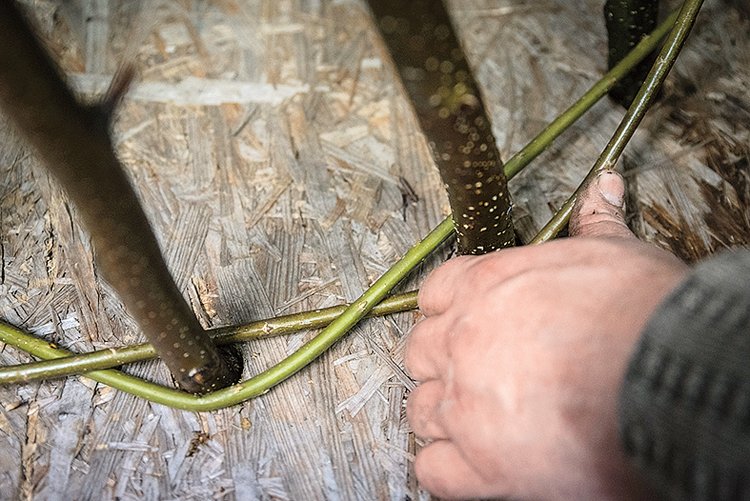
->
xmin=416 ymin=286 xmax=440 ymax=314
xmin=427 ymin=255 xmax=472 ymax=286
xmin=405 ymin=384 xmax=424 ymax=423
xmin=463 ymin=254 xmax=503 ymax=283
xmin=403 ymin=337 xmax=423 ymax=378
xmin=414 ymin=450 xmax=452 ymax=498
xmin=404 ymin=319 xmax=443 ymax=381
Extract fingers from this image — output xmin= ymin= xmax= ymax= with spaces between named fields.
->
xmin=404 ymin=316 xmax=450 ymax=381
xmin=418 ymin=255 xmax=474 ymax=316
xmin=415 ymin=440 xmax=503 ymax=500
xmin=419 ymin=249 xmax=569 ymax=317
xmin=407 ymin=379 xmax=450 ymax=440
xmin=569 ymin=170 xmax=635 ymax=239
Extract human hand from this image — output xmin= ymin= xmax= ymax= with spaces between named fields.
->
xmin=406 ymin=170 xmax=689 ymax=500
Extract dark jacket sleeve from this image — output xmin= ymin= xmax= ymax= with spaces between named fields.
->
xmin=619 ymin=249 xmax=750 ymax=501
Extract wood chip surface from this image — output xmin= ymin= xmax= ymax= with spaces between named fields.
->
xmin=1 ymin=0 xmax=748 ymax=499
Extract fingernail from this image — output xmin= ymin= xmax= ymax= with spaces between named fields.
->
xmin=597 ymin=171 xmax=625 ymax=207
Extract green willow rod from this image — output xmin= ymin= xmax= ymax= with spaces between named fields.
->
xmin=0 ymin=292 xmax=418 ymax=383
xmin=504 ymin=8 xmax=678 ymax=180
xmin=0 ymin=9 xmax=680 ymax=385
xmin=532 ymin=0 xmax=704 ymax=243
xmin=0 ymin=218 xmax=454 ymax=411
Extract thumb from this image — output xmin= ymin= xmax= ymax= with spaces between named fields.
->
xmin=569 ymin=170 xmax=635 ymax=239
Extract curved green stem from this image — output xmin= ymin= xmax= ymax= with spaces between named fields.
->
xmin=503 ymin=8 xmax=678 ymax=179
xmin=0 ymin=292 xmax=418 ymax=383
xmin=2 ymin=220 xmax=453 ymax=411
xmin=531 ymin=0 xmax=704 ymax=243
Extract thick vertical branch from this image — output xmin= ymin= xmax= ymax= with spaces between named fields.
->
xmin=368 ymin=0 xmax=514 ymax=254
xmin=605 ymin=0 xmax=661 ymax=107
xmin=0 ymin=2 xmax=241 ymax=393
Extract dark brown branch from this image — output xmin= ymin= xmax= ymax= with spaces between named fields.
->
xmin=0 ymin=2 xmax=241 ymax=393
xmin=605 ymin=0 xmax=661 ymax=107
xmin=368 ymin=0 xmax=515 ymax=254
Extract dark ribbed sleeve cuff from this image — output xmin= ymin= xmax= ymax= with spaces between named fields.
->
xmin=619 ymin=249 xmax=750 ymax=501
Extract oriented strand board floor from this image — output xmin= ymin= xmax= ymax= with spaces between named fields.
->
xmin=1 ymin=0 xmax=748 ymax=499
